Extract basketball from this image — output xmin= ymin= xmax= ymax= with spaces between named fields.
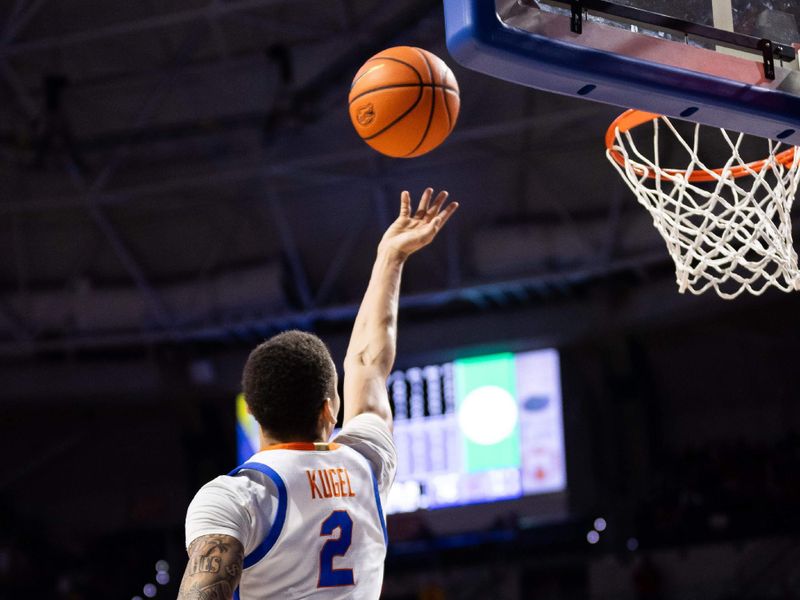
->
xmin=348 ymin=46 xmax=460 ymax=158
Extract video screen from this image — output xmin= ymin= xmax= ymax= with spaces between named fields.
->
xmin=236 ymin=348 xmax=566 ymax=515
xmin=386 ymin=349 xmax=566 ymax=514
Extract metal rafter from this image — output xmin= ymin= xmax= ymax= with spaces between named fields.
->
xmin=266 ymin=189 xmax=315 ymax=310
xmin=0 ymin=0 xmax=438 ymax=150
xmin=312 ymin=194 xmax=372 ymax=307
xmin=61 ymin=131 xmax=173 ymax=327
xmin=0 ymin=107 xmax=604 ymax=215
xmin=47 ymin=24 xmax=211 ymax=330
xmin=0 ymin=250 xmax=674 ymax=356
xmin=85 ymin=202 xmax=174 ymax=326
xmin=0 ymin=57 xmax=38 ymax=119
xmin=0 ymin=0 xmax=310 ymax=57
xmin=0 ymin=0 xmax=633 ymax=356
xmin=227 ymin=8 xmax=330 ymax=39
xmin=195 ymin=205 xmax=244 ymax=280
xmin=1 ymin=0 xmax=50 ymax=43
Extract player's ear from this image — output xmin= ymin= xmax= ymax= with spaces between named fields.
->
xmin=320 ymin=398 xmax=336 ymax=427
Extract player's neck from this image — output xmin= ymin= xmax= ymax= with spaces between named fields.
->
xmin=259 ymin=429 xmax=325 ymax=448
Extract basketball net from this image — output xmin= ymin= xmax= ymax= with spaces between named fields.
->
xmin=606 ymin=111 xmax=800 ymax=299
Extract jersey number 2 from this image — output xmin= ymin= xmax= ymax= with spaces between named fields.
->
xmin=318 ymin=510 xmax=355 ymax=587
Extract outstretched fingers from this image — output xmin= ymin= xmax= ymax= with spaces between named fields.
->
xmin=399 ymin=191 xmax=411 ymax=217
xmin=433 ymin=201 xmax=459 ymax=229
xmin=425 ymin=191 xmax=449 ymax=222
xmin=414 ymin=188 xmax=434 ymax=218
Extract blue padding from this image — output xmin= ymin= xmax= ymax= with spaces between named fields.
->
xmin=370 ymin=470 xmax=389 ymax=546
xmin=444 ymin=0 xmax=800 ymax=145
xmin=228 ymin=462 xmax=288 ymax=569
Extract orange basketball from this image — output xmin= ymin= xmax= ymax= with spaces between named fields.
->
xmin=349 ymin=46 xmax=460 ymax=158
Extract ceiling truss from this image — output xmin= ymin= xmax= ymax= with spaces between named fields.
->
xmin=0 ymin=0 xmax=741 ymax=357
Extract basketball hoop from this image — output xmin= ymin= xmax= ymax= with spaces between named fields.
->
xmin=605 ymin=110 xmax=800 ymax=299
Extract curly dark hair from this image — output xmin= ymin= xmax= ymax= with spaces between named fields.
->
xmin=242 ymin=330 xmax=336 ymax=441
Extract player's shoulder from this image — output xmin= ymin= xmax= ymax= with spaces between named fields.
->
xmin=335 ymin=413 xmax=397 ymax=494
xmin=337 ymin=412 xmax=394 ymax=441
xmin=192 ymin=467 xmax=278 ymax=506
xmin=336 ymin=414 xmax=395 ymax=458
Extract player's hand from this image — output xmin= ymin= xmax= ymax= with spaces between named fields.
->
xmin=378 ymin=188 xmax=459 ymax=260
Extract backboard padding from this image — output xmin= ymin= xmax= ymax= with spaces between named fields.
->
xmin=444 ymin=0 xmax=800 ymax=144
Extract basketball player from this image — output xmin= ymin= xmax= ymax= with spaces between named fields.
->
xmin=178 ymin=188 xmax=458 ymax=600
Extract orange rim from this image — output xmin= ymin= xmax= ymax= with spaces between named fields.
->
xmin=605 ymin=109 xmax=797 ymax=183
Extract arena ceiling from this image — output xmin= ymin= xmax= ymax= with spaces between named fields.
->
xmin=0 ymin=0 xmax=795 ymax=360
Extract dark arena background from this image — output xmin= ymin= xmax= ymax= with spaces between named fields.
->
xmin=1 ymin=1 xmax=800 ymax=599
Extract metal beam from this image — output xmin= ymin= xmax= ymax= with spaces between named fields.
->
xmin=83 ymin=23 xmax=208 ymax=191
xmin=58 ymin=25 xmax=211 ymax=330
xmin=61 ymin=150 xmax=173 ymax=329
xmin=303 ymin=160 xmax=396 ymax=307
xmin=0 ymin=250 xmax=674 ymax=356
xmin=266 ymin=191 xmax=315 ymax=309
xmin=0 ymin=0 xmax=432 ymax=154
xmin=195 ymin=205 xmax=243 ymax=279
xmin=313 ymin=200 xmax=371 ymax=306
xmin=0 ymin=0 xmax=301 ymax=57
xmin=0 ymin=107 xmax=604 ymax=215
xmin=2 ymin=0 xmax=50 ymax=43
xmin=25 ymin=99 xmax=596 ymax=161
xmin=0 ymin=57 xmax=38 ymax=119
xmin=0 ymin=157 xmax=372 ymax=214
xmin=0 ymin=0 xmax=439 ymax=147
xmin=227 ymin=8 xmax=330 ymax=39
xmin=84 ymin=201 xmax=174 ymax=328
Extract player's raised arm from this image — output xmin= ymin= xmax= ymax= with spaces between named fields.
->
xmin=177 ymin=534 xmax=243 ymax=600
xmin=343 ymin=188 xmax=459 ymax=428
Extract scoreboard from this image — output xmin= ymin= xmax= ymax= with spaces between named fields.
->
xmin=386 ymin=349 xmax=566 ymax=514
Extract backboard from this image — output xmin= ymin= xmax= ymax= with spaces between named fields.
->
xmin=444 ymin=0 xmax=800 ymax=144
xmin=576 ymin=1 xmax=800 ymax=47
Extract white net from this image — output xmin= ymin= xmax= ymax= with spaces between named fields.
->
xmin=607 ymin=115 xmax=800 ymax=299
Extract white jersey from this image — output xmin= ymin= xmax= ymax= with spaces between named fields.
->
xmin=186 ymin=414 xmax=396 ymax=600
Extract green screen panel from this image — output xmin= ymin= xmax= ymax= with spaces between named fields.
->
xmin=454 ymin=353 xmax=520 ymax=472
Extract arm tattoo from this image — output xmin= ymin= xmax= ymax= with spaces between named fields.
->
xmin=178 ymin=534 xmax=244 ymax=600
xmin=179 ymin=581 xmax=233 ymax=600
